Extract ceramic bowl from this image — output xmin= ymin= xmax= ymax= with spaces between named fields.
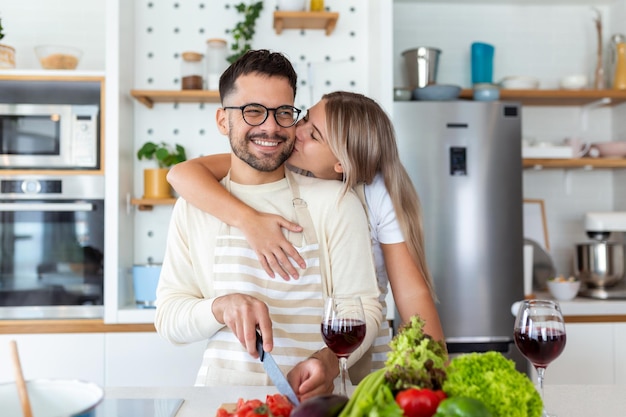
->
xmin=35 ymin=45 xmax=82 ymax=70
xmin=560 ymin=74 xmax=588 ymax=90
xmin=276 ymin=0 xmax=306 ymax=11
xmin=473 ymin=83 xmax=500 ymax=101
xmin=499 ymin=76 xmax=540 ymax=90
xmin=547 ymin=279 xmax=581 ymax=301
xmin=412 ymin=84 xmax=462 ymax=101
xmin=0 ymin=379 xmax=103 ymax=417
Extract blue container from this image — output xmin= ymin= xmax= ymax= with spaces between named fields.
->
xmin=132 ymin=264 xmax=161 ymax=308
xmin=471 ymin=42 xmax=495 ymax=84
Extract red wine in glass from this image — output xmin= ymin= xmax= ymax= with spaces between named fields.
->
xmin=514 ymin=299 xmax=566 ymax=417
xmin=514 ymin=327 xmax=566 ymax=368
xmin=321 ymin=318 xmax=366 ymax=357
xmin=321 ymin=296 xmax=366 ymax=396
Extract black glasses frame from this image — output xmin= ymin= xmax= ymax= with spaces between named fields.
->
xmin=223 ymin=103 xmax=302 ymax=128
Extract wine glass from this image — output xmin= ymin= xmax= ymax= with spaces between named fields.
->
xmin=514 ymin=299 xmax=567 ymax=417
xmin=321 ymin=296 xmax=366 ymax=396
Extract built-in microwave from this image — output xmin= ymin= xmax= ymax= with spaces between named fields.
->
xmin=0 ymin=104 xmax=99 ymax=170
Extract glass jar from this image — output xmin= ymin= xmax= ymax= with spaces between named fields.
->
xmin=181 ymin=51 xmax=204 ymax=90
xmin=206 ymin=39 xmax=228 ymax=91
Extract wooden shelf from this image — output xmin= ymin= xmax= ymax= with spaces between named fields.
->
xmin=523 ymin=158 xmax=626 ymax=169
xmin=130 ymin=197 xmax=177 ymax=211
xmin=459 ymin=88 xmax=626 ymax=106
xmin=273 ymin=11 xmax=339 ymax=35
xmin=130 ymin=89 xmax=220 ymax=108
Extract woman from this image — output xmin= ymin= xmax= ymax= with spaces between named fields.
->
xmin=167 ymin=91 xmax=444 ymax=349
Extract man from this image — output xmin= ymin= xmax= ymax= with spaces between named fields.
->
xmin=155 ymin=50 xmax=382 ymax=400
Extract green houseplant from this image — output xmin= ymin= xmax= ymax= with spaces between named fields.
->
xmin=227 ymin=1 xmax=264 ymax=64
xmin=0 ymin=17 xmax=16 ymax=69
xmin=137 ymin=141 xmax=187 ymax=199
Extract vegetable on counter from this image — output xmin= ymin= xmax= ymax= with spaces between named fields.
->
xmin=396 ymin=387 xmax=446 ymax=417
xmin=216 ymin=394 xmax=294 ymax=417
xmin=442 ymin=351 xmax=542 ymax=417
xmin=434 ymin=397 xmax=493 ymax=417
xmin=290 ymin=395 xmax=349 ymax=417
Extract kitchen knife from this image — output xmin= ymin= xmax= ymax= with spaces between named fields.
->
xmin=255 ymin=331 xmax=300 ymax=406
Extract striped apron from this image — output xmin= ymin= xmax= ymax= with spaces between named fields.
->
xmin=195 ymin=170 xmax=325 ymax=386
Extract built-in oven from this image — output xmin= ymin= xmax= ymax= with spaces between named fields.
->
xmin=0 ymin=175 xmax=104 ymax=319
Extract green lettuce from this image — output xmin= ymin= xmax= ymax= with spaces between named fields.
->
xmin=442 ymin=351 xmax=542 ymax=417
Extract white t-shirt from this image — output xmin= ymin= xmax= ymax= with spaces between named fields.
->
xmin=363 ymin=173 xmax=404 ymax=319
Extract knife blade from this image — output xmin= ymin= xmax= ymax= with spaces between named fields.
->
xmin=255 ymin=330 xmax=300 ymax=406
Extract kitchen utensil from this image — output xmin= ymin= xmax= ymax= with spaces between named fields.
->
xmin=592 ymin=8 xmax=606 ymax=89
xmin=132 ymin=264 xmax=162 ymax=308
xmin=574 ymin=242 xmax=625 ymax=288
xmin=255 ymin=331 xmax=300 ymax=406
xmin=547 ymin=278 xmax=581 ymax=301
xmin=412 ymin=84 xmax=461 ymax=101
xmin=10 ymin=340 xmax=33 ymax=417
xmin=1 ymin=379 xmax=103 ymax=417
xmin=471 ymin=42 xmax=494 ymax=84
xmin=34 ymin=45 xmax=82 ymax=70
xmin=402 ymin=47 xmax=441 ymax=88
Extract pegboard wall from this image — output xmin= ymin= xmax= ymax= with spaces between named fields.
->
xmin=133 ymin=0 xmax=370 ymax=263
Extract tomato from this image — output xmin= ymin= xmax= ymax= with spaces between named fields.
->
xmin=266 ymin=394 xmax=295 ymax=417
xmin=396 ymin=388 xmax=443 ymax=417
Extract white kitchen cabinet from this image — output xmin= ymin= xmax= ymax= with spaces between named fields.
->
xmin=614 ymin=323 xmax=626 ymax=384
xmin=0 ymin=333 xmax=105 ymax=386
xmin=544 ymin=323 xmax=614 ymax=384
xmin=104 ymin=332 xmax=206 ymax=387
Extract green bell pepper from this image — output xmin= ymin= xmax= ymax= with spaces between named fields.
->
xmin=433 ymin=397 xmax=492 ymax=417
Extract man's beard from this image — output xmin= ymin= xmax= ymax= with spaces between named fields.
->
xmin=231 ymin=131 xmax=294 ymax=172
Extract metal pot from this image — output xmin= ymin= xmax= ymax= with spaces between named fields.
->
xmin=402 ymin=47 xmax=441 ymax=89
xmin=574 ymin=242 xmax=625 ymax=288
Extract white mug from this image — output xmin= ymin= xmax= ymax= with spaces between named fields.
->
xmin=276 ymin=0 xmax=306 ymax=11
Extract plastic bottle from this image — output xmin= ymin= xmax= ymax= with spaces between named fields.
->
xmin=206 ymin=39 xmax=228 ymax=91
xmin=181 ymin=52 xmax=204 ymax=90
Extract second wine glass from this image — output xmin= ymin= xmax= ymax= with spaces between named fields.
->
xmin=514 ymin=299 xmax=567 ymax=417
xmin=321 ymin=296 xmax=366 ymax=396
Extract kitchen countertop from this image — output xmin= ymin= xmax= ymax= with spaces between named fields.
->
xmin=105 ymin=385 xmax=626 ymax=417
xmin=533 ymin=291 xmax=626 ymax=319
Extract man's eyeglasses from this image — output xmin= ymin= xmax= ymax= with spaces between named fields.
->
xmin=223 ymin=103 xmax=302 ymax=128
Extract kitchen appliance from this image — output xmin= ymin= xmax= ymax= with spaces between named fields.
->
xmin=0 ymin=175 xmax=104 ymax=319
xmin=402 ymin=47 xmax=441 ymax=89
xmin=0 ymin=104 xmax=99 ymax=170
xmin=576 ymin=211 xmax=626 ymax=299
xmin=393 ymin=101 xmax=525 ymax=370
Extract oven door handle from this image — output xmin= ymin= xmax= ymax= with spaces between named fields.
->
xmin=0 ymin=202 xmax=94 ymax=212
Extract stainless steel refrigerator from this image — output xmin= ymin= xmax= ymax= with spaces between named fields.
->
xmin=392 ymin=101 xmax=525 ymax=370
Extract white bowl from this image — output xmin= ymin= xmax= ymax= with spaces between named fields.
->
xmin=547 ymin=279 xmax=581 ymax=301
xmin=276 ymin=0 xmax=306 ymax=11
xmin=499 ymin=76 xmax=540 ymax=90
xmin=0 ymin=379 xmax=103 ymax=417
xmin=560 ymin=74 xmax=588 ymax=90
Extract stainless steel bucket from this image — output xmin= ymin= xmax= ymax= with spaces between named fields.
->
xmin=402 ymin=47 xmax=441 ymax=88
xmin=574 ymin=242 xmax=625 ymax=288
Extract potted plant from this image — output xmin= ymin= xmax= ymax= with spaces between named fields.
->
xmin=227 ymin=1 xmax=264 ymax=64
xmin=137 ymin=141 xmax=187 ymax=199
xmin=0 ymin=17 xmax=16 ymax=69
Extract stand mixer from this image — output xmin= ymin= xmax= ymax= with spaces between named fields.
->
xmin=577 ymin=212 xmax=626 ymax=299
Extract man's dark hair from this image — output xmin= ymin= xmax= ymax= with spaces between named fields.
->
xmin=219 ymin=49 xmax=298 ymax=103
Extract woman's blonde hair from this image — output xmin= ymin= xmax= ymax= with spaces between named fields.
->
xmin=322 ymin=91 xmax=436 ymax=301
